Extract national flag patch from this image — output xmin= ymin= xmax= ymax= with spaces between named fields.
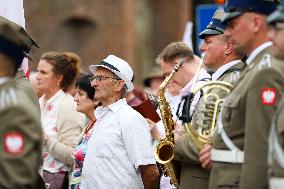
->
xmin=4 ymin=132 xmax=24 ymax=154
xmin=261 ymin=88 xmax=277 ymax=106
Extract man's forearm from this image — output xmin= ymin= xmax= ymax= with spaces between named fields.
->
xmin=140 ymin=164 xmax=160 ymax=189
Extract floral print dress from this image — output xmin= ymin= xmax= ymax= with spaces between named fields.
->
xmin=70 ymin=121 xmax=95 ymax=189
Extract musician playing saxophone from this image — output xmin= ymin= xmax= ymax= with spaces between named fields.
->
xmin=158 ymin=10 xmax=244 ymax=189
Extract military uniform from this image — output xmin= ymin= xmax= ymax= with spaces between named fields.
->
xmin=0 ymin=16 xmax=45 ymax=189
xmin=266 ymin=2 xmax=284 ymax=189
xmin=211 ymin=46 xmax=284 ymax=189
xmin=175 ymin=61 xmax=244 ymax=189
xmin=0 ymin=79 xmax=43 ymax=189
xmin=174 ymin=10 xmax=245 ymax=189
xmin=14 ymin=69 xmax=40 ymax=112
xmin=268 ymin=98 xmax=284 ymax=189
xmin=209 ymin=1 xmax=280 ymax=189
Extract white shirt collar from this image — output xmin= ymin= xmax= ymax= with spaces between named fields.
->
xmin=0 ymin=77 xmax=12 ymax=85
xmin=211 ymin=59 xmax=241 ymax=81
xmin=108 ymin=98 xmax=127 ymax=112
xmin=95 ymin=98 xmax=127 ymax=118
xmin=246 ymin=41 xmax=272 ymax=65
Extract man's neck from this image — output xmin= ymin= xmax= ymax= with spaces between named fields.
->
xmin=211 ymin=54 xmax=241 ymax=71
xmin=246 ymin=34 xmax=270 ymax=56
xmin=101 ymin=93 xmax=121 ymax=107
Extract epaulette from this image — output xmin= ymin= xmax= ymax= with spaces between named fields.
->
xmin=0 ymin=87 xmax=18 ymax=110
xmin=229 ymin=71 xmax=240 ymax=83
xmin=258 ymin=54 xmax=272 ymax=70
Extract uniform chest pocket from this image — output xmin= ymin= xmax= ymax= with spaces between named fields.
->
xmin=222 ymin=96 xmax=241 ymax=123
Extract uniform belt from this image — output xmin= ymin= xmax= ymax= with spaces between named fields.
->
xmin=270 ymin=177 xmax=284 ymax=189
xmin=211 ymin=149 xmax=244 ymax=163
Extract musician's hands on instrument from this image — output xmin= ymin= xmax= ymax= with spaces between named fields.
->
xmin=199 ymin=144 xmax=213 ymax=170
xmin=146 ymin=118 xmax=161 ymax=141
xmin=173 ymin=122 xmax=183 ymax=141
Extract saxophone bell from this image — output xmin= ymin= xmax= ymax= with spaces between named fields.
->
xmin=154 ymin=140 xmax=174 ymax=164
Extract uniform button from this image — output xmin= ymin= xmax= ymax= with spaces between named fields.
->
xmin=224 ymin=111 xmax=231 ymax=121
xmin=234 ymin=178 xmax=239 ymax=185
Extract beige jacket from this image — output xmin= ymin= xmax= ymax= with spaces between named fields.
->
xmin=45 ymin=94 xmax=85 ymax=167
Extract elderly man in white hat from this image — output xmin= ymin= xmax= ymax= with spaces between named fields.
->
xmin=81 ymin=55 xmax=160 ymax=189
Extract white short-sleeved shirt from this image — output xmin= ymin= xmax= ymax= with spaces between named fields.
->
xmin=81 ymin=98 xmax=156 ymax=189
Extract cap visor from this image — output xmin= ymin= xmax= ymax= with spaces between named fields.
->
xmin=199 ymin=29 xmax=223 ymax=39
xmin=222 ymin=12 xmax=242 ymax=23
xmin=267 ymin=10 xmax=284 ymax=24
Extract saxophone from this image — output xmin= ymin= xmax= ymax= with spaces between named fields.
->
xmin=154 ymin=59 xmax=184 ymax=187
xmin=184 ymin=81 xmax=232 ymax=150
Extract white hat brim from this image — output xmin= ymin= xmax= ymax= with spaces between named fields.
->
xmin=89 ymin=64 xmax=134 ymax=92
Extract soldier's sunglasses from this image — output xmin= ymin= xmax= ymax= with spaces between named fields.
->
xmin=89 ymin=75 xmax=121 ymax=82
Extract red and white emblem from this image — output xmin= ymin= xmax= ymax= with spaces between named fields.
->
xmin=261 ymin=88 xmax=277 ymax=106
xmin=4 ymin=132 xmax=24 ymax=154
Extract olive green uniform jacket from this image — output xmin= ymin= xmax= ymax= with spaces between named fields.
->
xmin=174 ymin=61 xmax=245 ymax=189
xmin=211 ymin=47 xmax=284 ymax=189
xmin=14 ymin=69 xmax=40 ymax=113
xmin=0 ymin=79 xmax=44 ymax=189
xmin=268 ymin=98 xmax=284 ymax=184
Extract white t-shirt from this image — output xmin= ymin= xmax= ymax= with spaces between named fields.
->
xmin=81 ymin=98 xmax=156 ymax=189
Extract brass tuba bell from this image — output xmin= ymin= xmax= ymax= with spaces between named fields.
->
xmin=184 ymin=81 xmax=232 ymax=150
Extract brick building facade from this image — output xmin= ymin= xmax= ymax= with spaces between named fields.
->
xmin=24 ymin=0 xmax=192 ymax=84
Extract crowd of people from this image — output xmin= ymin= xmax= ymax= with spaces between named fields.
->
xmin=1 ymin=0 xmax=284 ymax=189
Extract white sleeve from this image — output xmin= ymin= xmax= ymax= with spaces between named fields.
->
xmin=121 ymin=111 xmax=156 ymax=169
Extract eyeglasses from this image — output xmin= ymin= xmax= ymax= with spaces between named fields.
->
xmin=89 ymin=75 xmax=121 ymax=82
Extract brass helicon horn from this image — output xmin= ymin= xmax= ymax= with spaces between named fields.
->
xmin=184 ymin=81 xmax=232 ymax=150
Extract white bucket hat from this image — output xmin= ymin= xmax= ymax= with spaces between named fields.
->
xmin=89 ymin=55 xmax=134 ymax=92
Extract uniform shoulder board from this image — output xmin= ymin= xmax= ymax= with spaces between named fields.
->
xmin=258 ymin=54 xmax=272 ymax=70
xmin=229 ymin=71 xmax=240 ymax=83
xmin=0 ymin=87 xmax=18 ymax=110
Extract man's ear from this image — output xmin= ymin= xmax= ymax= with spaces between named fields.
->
xmin=224 ymin=40 xmax=233 ymax=55
xmin=251 ymin=13 xmax=264 ymax=34
xmin=114 ymin=80 xmax=125 ymax=92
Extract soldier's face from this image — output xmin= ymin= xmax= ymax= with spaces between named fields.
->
xmin=36 ymin=60 xmax=62 ymax=94
xmin=268 ymin=25 xmax=284 ymax=59
xmin=225 ymin=13 xmax=255 ymax=55
xmin=199 ymin=34 xmax=227 ymax=71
